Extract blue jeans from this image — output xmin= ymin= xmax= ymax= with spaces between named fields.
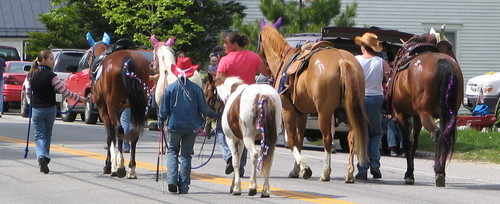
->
xmin=32 ymin=106 xmax=57 ymax=159
xmin=120 ymin=108 xmax=131 ymax=150
xmin=387 ymin=119 xmax=402 ymax=148
xmin=358 ymin=95 xmax=384 ymax=173
xmin=0 ymin=79 xmax=3 ymax=113
xmin=166 ymin=130 xmax=196 ymax=191
xmin=216 ymin=119 xmax=247 ymax=168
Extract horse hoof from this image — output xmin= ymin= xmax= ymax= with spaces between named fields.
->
xmin=300 ymin=167 xmax=312 ymax=179
xmin=404 ymin=177 xmax=415 ymax=185
xmin=116 ymin=167 xmax=127 ymax=178
xmin=435 ymin=174 xmax=446 ymax=187
xmin=248 ymin=188 xmax=257 ymax=196
xmin=229 ymin=187 xmax=233 ymax=194
xmin=261 ymin=194 xmax=270 ymax=198
xmin=232 ymin=192 xmax=241 ymax=196
xmin=345 ymin=177 xmax=355 ymax=184
xmin=111 ymin=172 xmax=118 ymax=177
xmin=103 ymin=166 xmax=111 ymax=174
xmin=127 ymin=174 xmax=137 ymax=179
xmin=320 ymin=176 xmax=330 ymax=182
xmin=288 ymin=171 xmax=299 ymax=178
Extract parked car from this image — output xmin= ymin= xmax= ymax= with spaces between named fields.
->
xmin=463 ymin=72 xmax=500 ymax=115
xmin=20 ymin=49 xmax=85 ymax=117
xmin=0 ymin=46 xmax=21 ymax=61
xmin=281 ymin=27 xmax=413 ymax=151
xmin=62 ymin=49 xmax=156 ymax=124
xmin=2 ymin=61 xmax=31 ymax=112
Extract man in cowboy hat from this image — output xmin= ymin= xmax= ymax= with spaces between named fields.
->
xmin=159 ymin=56 xmax=219 ymax=194
xmin=354 ymin=32 xmax=391 ymax=180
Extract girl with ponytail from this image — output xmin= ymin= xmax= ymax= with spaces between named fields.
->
xmin=26 ymin=49 xmax=86 ymax=174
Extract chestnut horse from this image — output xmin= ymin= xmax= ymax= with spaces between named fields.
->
xmin=258 ymin=23 xmax=368 ymax=183
xmin=215 ymin=76 xmax=282 ymax=197
xmin=85 ymin=33 xmax=150 ymax=179
xmin=389 ymin=37 xmax=463 ymax=187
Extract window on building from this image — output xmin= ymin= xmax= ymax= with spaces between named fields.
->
xmin=443 ymin=31 xmax=457 ymax=55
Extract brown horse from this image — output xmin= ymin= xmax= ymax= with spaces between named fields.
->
xmin=86 ymin=40 xmax=150 ymax=179
xmin=257 ymin=23 xmax=369 ymax=183
xmin=389 ymin=40 xmax=463 ymax=187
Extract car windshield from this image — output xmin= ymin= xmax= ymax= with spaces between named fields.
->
xmin=0 ymin=47 xmax=21 ymax=61
xmin=52 ymin=51 xmax=84 ymax=73
xmin=7 ymin=62 xmax=31 ymax=73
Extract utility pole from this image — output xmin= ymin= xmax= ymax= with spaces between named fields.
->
xmin=299 ymin=0 xmax=303 ymax=31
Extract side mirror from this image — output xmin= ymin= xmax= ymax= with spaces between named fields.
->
xmin=23 ymin=65 xmax=31 ymax=72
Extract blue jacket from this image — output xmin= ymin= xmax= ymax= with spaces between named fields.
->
xmin=159 ymin=78 xmax=219 ymax=133
xmin=0 ymin=57 xmax=5 ymax=79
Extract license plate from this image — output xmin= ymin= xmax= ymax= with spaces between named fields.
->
xmin=56 ymin=94 xmax=62 ymax=102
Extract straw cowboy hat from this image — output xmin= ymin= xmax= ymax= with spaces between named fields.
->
xmin=354 ymin=32 xmax=383 ymax=52
xmin=171 ymin=56 xmax=199 ymax=78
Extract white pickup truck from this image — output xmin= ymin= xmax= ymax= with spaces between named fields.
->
xmin=20 ymin=49 xmax=85 ymax=117
xmin=463 ymin=72 xmax=500 ymax=116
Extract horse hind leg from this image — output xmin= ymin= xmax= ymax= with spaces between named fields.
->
xmin=227 ymin=138 xmax=243 ymax=195
xmin=296 ymin=113 xmax=312 ymax=179
xmin=103 ymin=125 xmax=112 ymax=175
xmin=318 ymin=113 xmax=333 ymax=182
xmin=127 ymin=133 xmax=139 ymax=179
xmin=417 ymin=111 xmax=447 ymax=187
xmin=243 ymin=136 xmax=258 ymax=196
xmin=283 ymin=107 xmax=308 ymax=179
xmin=404 ymin=115 xmax=423 ymax=185
xmin=260 ymin=148 xmax=274 ymax=198
xmin=346 ymin=132 xmax=356 ymax=183
xmin=115 ymin=126 xmax=126 ymax=178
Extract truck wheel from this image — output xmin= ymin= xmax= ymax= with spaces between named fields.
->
xmin=60 ymin=98 xmax=76 ymax=122
xmin=2 ymin=102 xmax=8 ymax=113
xmin=20 ymin=92 xmax=29 ymax=118
xmin=84 ymin=99 xmax=98 ymax=124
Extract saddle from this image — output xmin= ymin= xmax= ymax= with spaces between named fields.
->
xmin=276 ymin=41 xmax=335 ymax=101
xmin=91 ymin=39 xmax=137 ymax=82
xmin=384 ymin=34 xmax=450 ymax=114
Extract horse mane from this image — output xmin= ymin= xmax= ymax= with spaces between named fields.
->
xmin=155 ymin=45 xmax=175 ymax=73
xmin=261 ymin=26 xmax=292 ymax=57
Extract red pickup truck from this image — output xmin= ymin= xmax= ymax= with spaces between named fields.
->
xmin=62 ymin=49 xmax=156 ymax=124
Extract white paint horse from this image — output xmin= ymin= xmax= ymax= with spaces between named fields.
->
xmin=215 ymin=76 xmax=283 ymax=198
xmin=149 ymin=35 xmax=203 ymax=106
xmin=150 ymin=35 xmax=176 ymax=106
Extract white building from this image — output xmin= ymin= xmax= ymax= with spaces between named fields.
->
xmin=0 ymin=0 xmax=50 ymax=60
xmin=233 ymin=0 xmax=500 ymax=82
xmin=341 ymin=0 xmax=500 ymax=82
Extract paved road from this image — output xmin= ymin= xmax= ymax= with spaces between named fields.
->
xmin=1 ymin=113 xmax=499 ymax=204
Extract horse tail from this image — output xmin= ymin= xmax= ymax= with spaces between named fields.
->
xmin=256 ymin=94 xmax=277 ymax=174
xmin=437 ymin=58 xmax=459 ymax=166
xmin=339 ymin=59 xmax=369 ymax=165
xmin=121 ymin=56 xmax=147 ymax=129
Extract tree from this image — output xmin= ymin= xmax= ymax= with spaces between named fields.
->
xmin=97 ymin=0 xmax=245 ymax=62
xmin=26 ymin=0 xmax=115 ymax=58
xmin=233 ymin=0 xmax=358 ymax=51
xmin=334 ymin=3 xmax=358 ymax=27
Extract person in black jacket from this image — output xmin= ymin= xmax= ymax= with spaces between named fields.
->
xmin=26 ymin=50 xmax=86 ymax=174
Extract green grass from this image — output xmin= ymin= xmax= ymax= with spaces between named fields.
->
xmin=418 ymin=129 xmax=500 ymax=164
xmin=309 ymin=129 xmax=500 ymax=164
